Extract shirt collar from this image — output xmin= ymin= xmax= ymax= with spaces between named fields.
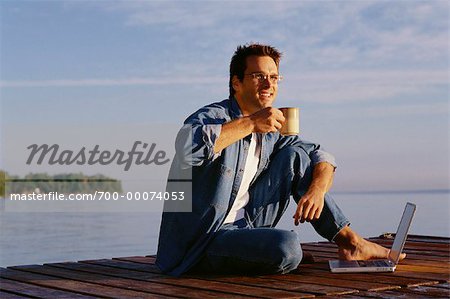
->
xmin=230 ymin=96 xmax=243 ymax=119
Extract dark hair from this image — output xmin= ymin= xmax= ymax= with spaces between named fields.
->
xmin=229 ymin=43 xmax=282 ymax=97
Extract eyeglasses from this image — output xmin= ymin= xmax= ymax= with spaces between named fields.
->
xmin=244 ymin=72 xmax=283 ymax=84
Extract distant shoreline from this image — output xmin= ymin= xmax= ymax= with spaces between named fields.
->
xmin=333 ymin=189 xmax=450 ymax=195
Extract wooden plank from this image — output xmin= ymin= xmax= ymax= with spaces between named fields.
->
xmin=309 ymin=251 xmax=450 ymax=264
xmin=125 ymin=252 xmax=450 ymax=276
xmin=301 ymin=245 xmax=450 ymax=262
xmin=114 ymin=256 xmax=156 ymax=264
xmin=102 ymin=252 xmax=450 ymax=293
xmin=0 ymin=277 xmax=97 ymax=299
xmin=82 ymin=258 xmax=161 ymax=272
xmin=308 ymin=238 xmax=450 ymax=250
xmin=396 ymin=264 xmax=450 ymax=274
xmin=301 ymin=243 xmax=450 ymax=259
xmin=378 ymin=234 xmax=450 ymax=244
xmin=112 ymin=256 xmax=396 ymax=293
xmin=310 ymin=235 xmax=450 ymax=255
xmin=371 ymin=246 xmax=450 ymax=256
xmin=371 ymin=239 xmax=450 ymax=252
xmin=11 ymin=264 xmax=255 ymax=299
xmin=317 ymin=295 xmax=373 ymax=299
xmin=107 ymin=257 xmax=438 ymax=290
xmin=305 ymin=249 xmax=450 ymax=269
xmin=190 ymin=274 xmax=358 ymax=296
xmin=0 ymin=290 xmax=31 ymax=299
xmin=374 ymin=234 xmax=450 ymax=242
xmin=432 ymin=282 xmax=450 ymax=289
xmin=300 ymin=263 xmax=443 ymax=286
xmin=48 ymin=262 xmax=164 ymax=280
xmin=397 ymin=285 xmax=450 ymax=297
xmin=298 ymin=261 xmax=449 ymax=284
xmin=47 ymin=262 xmax=262 ymax=299
xmin=313 ymin=249 xmax=437 ymax=270
xmin=1 ymin=267 xmax=167 ymax=299
xmin=116 ymin=254 xmax=440 ymax=289
xmin=2 ymin=234 xmax=448 ymax=298
xmin=257 ymin=273 xmax=398 ymax=292
xmin=311 ymin=239 xmax=450 ymax=252
xmin=296 ymin=263 xmax=438 ymax=288
xmin=389 ymin=270 xmax=449 ymax=283
xmin=299 ymin=267 xmax=422 ymax=290
xmin=358 ymin=289 xmax=442 ymax=298
xmin=79 ymin=259 xmax=315 ymax=298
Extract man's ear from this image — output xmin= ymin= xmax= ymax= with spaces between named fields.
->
xmin=232 ymin=75 xmax=241 ymax=93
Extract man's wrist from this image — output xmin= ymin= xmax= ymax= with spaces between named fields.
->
xmin=242 ymin=115 xmax=256 ymax=133
xmin=308 ymin=183 xmax=327 ymax=195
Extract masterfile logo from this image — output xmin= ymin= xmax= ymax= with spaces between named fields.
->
xmin=26 ymin=141 xmax=170 ymax=171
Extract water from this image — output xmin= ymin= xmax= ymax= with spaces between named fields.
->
xmin=1 ymin=191 xmax=449 ymax=267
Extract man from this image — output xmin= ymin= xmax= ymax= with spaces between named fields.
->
xmin=156 ymin=43 xmax=401 ymax=277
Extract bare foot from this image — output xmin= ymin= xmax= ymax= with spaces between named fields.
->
xmin=334 ymin=226 xmax=406 ymax=261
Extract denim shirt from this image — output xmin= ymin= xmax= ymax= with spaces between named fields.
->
xmin=156 ymin=97 xmax=336 ymax=276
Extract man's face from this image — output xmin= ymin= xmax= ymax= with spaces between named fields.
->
xmin=233 ymin=55 xmax=279 ymax=115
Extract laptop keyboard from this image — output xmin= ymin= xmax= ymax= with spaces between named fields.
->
xmin=358 ymin=260 xmax=391 ymax=267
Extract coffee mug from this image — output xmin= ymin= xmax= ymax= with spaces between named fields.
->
xmin=279 ymin=107 xmax=300 ymax=135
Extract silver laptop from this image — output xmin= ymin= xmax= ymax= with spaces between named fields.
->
xmin=329 ymin=202 xmax=416 ymax=273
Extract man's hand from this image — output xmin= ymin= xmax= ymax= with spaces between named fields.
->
xmin=292 ymin=162 xmax=335 ymax=225
xmin=214 ymin=107 xmax=285 ymax=153
xmin=249 ymin=107 xmax=285 ymax=133
xmin=293 ymin=186 xmax=325 ymax=225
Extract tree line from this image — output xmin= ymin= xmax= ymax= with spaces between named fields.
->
xmin=0 ymin=170 xmax=122 ymax=197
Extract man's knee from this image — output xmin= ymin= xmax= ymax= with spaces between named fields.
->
xmin=272 ymin=146 xmax=312 ymax=175
xmin=269 ymin=230 xmax=303 ymax=273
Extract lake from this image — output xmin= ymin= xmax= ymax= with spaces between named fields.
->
xmin=1 ymin=191 xmax=449 ymax=268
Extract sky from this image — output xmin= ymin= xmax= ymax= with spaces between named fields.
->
xmin=1 ymin=0 xmax=449 ymax=192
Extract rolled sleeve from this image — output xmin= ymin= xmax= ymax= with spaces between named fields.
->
xmin=201 ymin=124 xmax=222 ymax=160
xmin=311 ymin=149 xmax=337 ymax=169
xmin=175 ymin=104 xmax=228 ymax=167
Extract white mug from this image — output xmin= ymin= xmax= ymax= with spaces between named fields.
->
xmin=279 ymin=107 xmax=300 ymax=135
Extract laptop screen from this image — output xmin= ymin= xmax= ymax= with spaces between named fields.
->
xmin=388 ymin=202 xmax=416 ymax=264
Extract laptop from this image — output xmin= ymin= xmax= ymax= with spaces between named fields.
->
xmin=329 ymin=202 xmax=416 ymax=273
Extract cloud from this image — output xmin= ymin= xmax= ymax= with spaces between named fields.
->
xmin=9 ymin=1 xmax=445 ymax=82
xmin=283 ymin=69 xmax=448 ymax=103
xmin=345 ymin=102 xmax=448 ymax=118
xmin=96 ymin=1 xmax=310 ymax=29
xmin=3 ymin=2 xmax=447 ymax=105
xmin=3 ymin=69 xmax=447 ymax=107
xmin=0 ymin=76 xmax=224 ymax=88
xmin=90 ymin=1 xmax=448 ymax=69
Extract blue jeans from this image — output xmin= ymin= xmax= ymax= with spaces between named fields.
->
xmin=191 ymin=146 xmax=350 ymax=275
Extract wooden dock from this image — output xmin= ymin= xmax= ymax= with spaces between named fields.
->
xmin=1 ymin=234 xmax=449 ymax=298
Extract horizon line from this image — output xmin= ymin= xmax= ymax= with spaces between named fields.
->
xmin=332 ymin=188 xmax=450 ymax=195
